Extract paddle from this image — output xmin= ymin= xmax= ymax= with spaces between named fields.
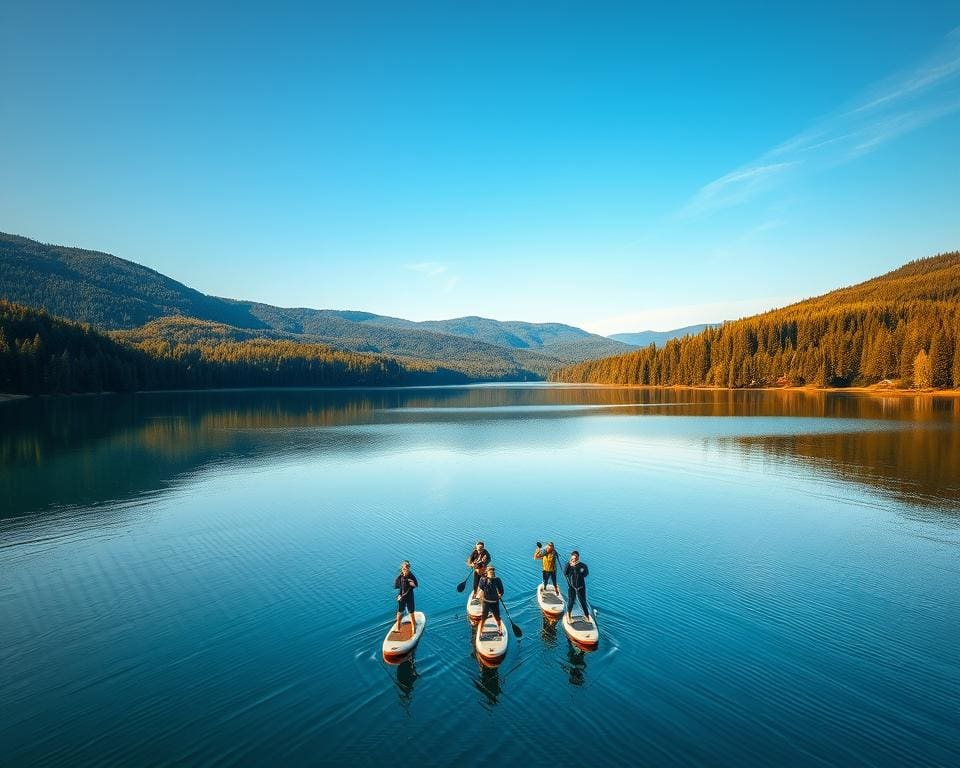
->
xmin=456 ymin=565 xmax=473 ymax=594
xmin=498 ymin=598 xmax=523 ymax=638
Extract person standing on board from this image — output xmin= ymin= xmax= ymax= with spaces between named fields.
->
xmin=477 ymin=565 xmax=505 ymax=636
xmin=564 ymin=550 xmax=592 ymax=622
xmin=394 ymin=560 xmax=418 ymax=634
xmin=533 ymin=541 xmax=560 ymax=595
xmin=466 ymin=540 xmax=491 ymax=599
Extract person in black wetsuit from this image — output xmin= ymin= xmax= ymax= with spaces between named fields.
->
xmin=563 ymin=550 xmax=592 ymax=623
xmin=477 ymin=565 xmax=505 ymax=635
xmin=394 ymin=560 xmax=418 ymax=633
xmin=466 ymin=540 xmax=491 ymax=599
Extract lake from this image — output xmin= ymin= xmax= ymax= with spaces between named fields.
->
xmin=2 ymin=385 xmax=958 ymax=766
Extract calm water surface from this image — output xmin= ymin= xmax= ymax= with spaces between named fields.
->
xmin=2 ymin=386 xmax=959 ymax=766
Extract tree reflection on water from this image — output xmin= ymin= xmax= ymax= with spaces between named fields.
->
xmin=3 ymin=387 xmax=959 ymax=519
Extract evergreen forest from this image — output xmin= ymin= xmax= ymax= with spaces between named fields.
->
xmin=0 ymin=301 xmax=465 ymax=395
xmin=553 ymin=252 xmax=960 ymax=390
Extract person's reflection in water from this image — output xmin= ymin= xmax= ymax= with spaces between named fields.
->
xmin=474 ymin=659 xmax=502 ymax=706
xmin=563 ymin=643 xmax=587 ymax=687
xmin=395 ymin=656 xmax=419 ymax=704
xmin=381 ymin=653 xmax=419 ymax=714
xmin=540 ymin=615 xmax=559 ymax=648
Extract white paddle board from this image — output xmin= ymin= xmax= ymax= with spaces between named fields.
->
xmin=562 ymin=609 xmax=599 ymax=648
xmin=537 ymin=583 xmax=565 ymax=617
xmin=474 ymin=612 xmax=508 ymax=662
xmin=382 ymin=611 xmax=426 ymax=660
xmin=466 ymin=591 xmax=483 ymax=622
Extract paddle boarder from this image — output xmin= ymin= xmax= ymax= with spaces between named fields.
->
xmin=563 ymin=550 xmax=592 ymax=623
xmin=394 ymin=560 xmax=418 ymax=634
xmin=533 ymin=541 xmax=560 ymax=595
xmin=466 ymin=540 xmax=491 ymax=599
xmin=477 ymin=565 xmax=505 ymax=636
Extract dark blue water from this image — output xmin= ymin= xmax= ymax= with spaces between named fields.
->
xmin=2 ymin=386 xmax=958 ymax=766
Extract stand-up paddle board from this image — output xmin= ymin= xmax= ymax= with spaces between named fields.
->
xmin=466 ymin=591 xmax=482 ymax=622
xmin=562 ymin=609 xmax=599 ymax=648
xmin=537 ymin=583 xmax=565 ymax=617
xmin=382 ymin=611 xmax=426 ymax=660
xmin=475 ymin=612 xmax=508 ymax=663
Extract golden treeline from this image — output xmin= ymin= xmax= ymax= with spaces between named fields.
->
xmin=554 ymin=252 xmax=960 ymax=389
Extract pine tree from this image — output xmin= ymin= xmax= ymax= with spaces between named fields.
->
xmin=929 ymin=331 xmax=951 ymax=388
xmin=913 ymin=349 xmax=932 ymax=389
xmin=953 ymin=333 xmax=960 ymax=388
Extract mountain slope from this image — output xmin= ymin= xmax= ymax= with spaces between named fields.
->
xmin=114 ymin=315 xmax=555 ymax=380
xmin=213 ymin=305 xmax=629 ymax=363
xmin=780 ymin=252 xmax=960 ymax=309
xmin=554 ymin=252 xmax=960 ymax=389
xmin=0 ymin=233 xmax=269 ymax=330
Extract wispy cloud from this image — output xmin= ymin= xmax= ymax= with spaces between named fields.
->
xmin=405 ymin=261 xmax=461 ymax=294
xmin=681 ymin=162 xmax=797 ymax=217
xmin=405 ymin=261 xmax=448 ymax=278
xmin=679 ymin=27 xmax=960 ymax=218
xmin=850 ymin=27 xmax=960 ymax=115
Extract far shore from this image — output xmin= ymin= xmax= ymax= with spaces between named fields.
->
xmin=3 ymin=384 xmax=960 ymax=401
xmin=562 ymin=383 xmax=960 ymax=397
xmin=808 ymin=385 xmax=960 ymax=398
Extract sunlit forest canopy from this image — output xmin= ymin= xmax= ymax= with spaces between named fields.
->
xmin=554 ymin=252 xmax=960 ymax=389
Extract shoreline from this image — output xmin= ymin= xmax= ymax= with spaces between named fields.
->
xmin=4 ymin=384 xmax=960 ymax=401
xmin=556 ymin=383 xmax=960 ymax=397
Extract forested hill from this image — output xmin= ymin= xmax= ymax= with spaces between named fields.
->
xmin=779 ymin=252 xmax=960 ymax=309
xmin=0 ymin=233 xmax=632 ymax=374
xmin=113 ymin=316 xmax=547 ymax=381
xmin=0 ymin=301 xmax=468 ymax=395
xmin=373 ymin=315 xmax=627 ymax=361
xmin=554 ymin=252 xmax=960 ymax=389
xmin=216 ymin=305 xmax=619 ymax=373
xmin=0 ymin=233 xmax=269 ymax=329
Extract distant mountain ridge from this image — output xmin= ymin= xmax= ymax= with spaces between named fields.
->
xmin=609 ymin=324 xmax=717 ymax=347
xmin=0 ymin=232 xmax=633 ymax=379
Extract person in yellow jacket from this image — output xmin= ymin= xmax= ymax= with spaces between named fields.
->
xmin=533 ymin=541 xmax=560 ymax=595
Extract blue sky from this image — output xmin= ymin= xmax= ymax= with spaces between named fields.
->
xmin=2 ymin=1 xmax=958 ymax=334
